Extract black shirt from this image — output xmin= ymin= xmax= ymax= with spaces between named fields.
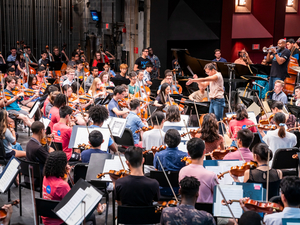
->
xmin=115 ymin=175 xmax=160 ymax=206
xmin=270 ymin=48 xmax=290 ymax=79
xmin=53 ymin=53 xmax=63 ymax=62
xmin=114 ymin=73 xmax=128 ymax=80
xmin=135 ymin=57 xmax=151 ymax=70
xmin=38 ymin=58 xmax=50 ymax=68
xmin=26 ymin=138 xmax=49 ymax=169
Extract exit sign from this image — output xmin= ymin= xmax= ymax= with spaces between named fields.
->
xmin=252 ymin=44 xmax=260 ymax=50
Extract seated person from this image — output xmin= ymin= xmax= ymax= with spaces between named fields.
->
xmin=179 ymin=138 xmax=217 ymax=203
xmin=107 ymin=85 xmax=129 ymax=118
xmin=0 ymin=110 xmax=26 ymax=159
xmin=42 ymin=85 xmax=59 ymax=116
xmin=188 ymin=83 xmax=208 ymax=102
xmin=48 ymin=93 xmax=67 ymax=132
xmin=99 ymin=63 xmax=116 ymax=77
xmin=162 ymin=105 xmax=183 ymax=132
xmin=143 ymin=62 xmax=153 ymax=87
xmin=272 ymin=80 xmax=287 ymax=104
xmin=142 ymin=111 xmax=165 ymax=150
xmin=234 ymin=49 xmax=252 ymax=65
xmin=62 ymin=68 xmax=76 ymax=86
xmin=230 ymin=143 xmax=282 ymax=200
xmin=115 ymin=146 xmax=160 ymax=206
xmin=52 ymin=106 xmax=80 ymax=161
xmin=125 ymin=99 xmax=147 ymax=146
xmin=88 ymin=105 xmax=117 ymax=153
xmin=239 ymin=211 xmax=263 ymax=225
xmin=81 ymin=130 xmax=107 ymax=163
xmin=99 ymin=71 xmax=115 ymax=87
xmin=154 ymin=83 xmax=171 ymax=108
xmin=157 ymin=71 xmax=179 ymax=94
xmin=0 ymin=204 xmax=13 ymax=225
xmin=128 ymin=71 xmax=140 ymax=95
xmin=160 ymin=176 xmax=216 ymax=225
xmin=74 ymin=60 xmax=85 ymax=79
xmin=88 ymin=78 xmax=106 ymax=98
xmin=114 ymin=63 xmax=129 ymax=79
xmin=263 ymin=176 xmax=300 ymax=224
xmin=222 ymin=129 xmax=254 ymax=162
xmin=45 ymin=91 xmax=60 ymax=117
xmin=85 ymin=67 xmax=99 ymax=92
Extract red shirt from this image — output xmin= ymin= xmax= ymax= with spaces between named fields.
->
xmin=92 ymin=56 xmax=109 ymax=67
xmin=48 ymin=107 xmax=60 ymax=132
xmin=229 ymin=118 xmax=257 ymax=139
xmin=53 ymin=122 xmax=73 ymax=160
xmin=42 ymin=176 xmax=71 ymax=225
xmin=43 ymin=97 xmax=50 ymax=115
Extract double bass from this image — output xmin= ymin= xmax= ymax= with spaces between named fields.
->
xmin=284 ymin=47 xmax=299 ymax=95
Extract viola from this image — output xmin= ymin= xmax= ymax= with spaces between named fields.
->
xmin=181 ymin=156 xmax=192 ymax=164
xmin=155 ymin=200 xmax=179 ymax=213
xmin=135 ymin=126 xmax=153 ymax=134
xmin=204 ymin=146 xmax=237 ymax=160
xmin=97 ymin=169 xmax=130 ymax=179
xmin=77 ymin=143 xmax=91 ymax=150
xmin=221 ymin=199 xmax=283 ymax=214
xmin=40 ymin=136 xmax=52 ymax=146
xmin=0 ymin=200 xmax=20 ymax=220
xmin=217 ymin=161 xmax=258 ymax=180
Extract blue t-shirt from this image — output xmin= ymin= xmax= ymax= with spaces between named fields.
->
xmin=90 ymin=125 xmax=114 ymax=153
xmin=212 ymin=57 xmax=227 ymax=62
xmin=81 ymin=148 xmax=107 ymax=163
xmin=108 ymin=98 xmax=120 ymax=117
xmin=125 ymin=111 xmax=145 ymax=144
xmin=5 ymin=89 xmax=22 ymax=111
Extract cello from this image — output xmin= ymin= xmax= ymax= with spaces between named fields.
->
xmin=284 ymin=46 xmax=299 ymax=95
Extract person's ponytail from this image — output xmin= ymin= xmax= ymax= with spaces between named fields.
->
xmin=274 ymin=112 xmax=286 ymax=139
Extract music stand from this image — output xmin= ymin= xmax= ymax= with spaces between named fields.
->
xmin=48 ymin=62 xmax=63 ymax=71
xmin=239 ymin=96 xmax=254 ymax=108
xmin=110 ymin=78 xmax=130 ymax=86
xmin=100 ymin=93 xmax=113 ymax=105
xmin=0 ymin=64 xmax=8 ymax=73
xmin=97 ymin=63 xmax=105 ymax=71
xmin=106 ymin=86 xmax=115 ymax=91
xmin=46 ymin=78 xmax=56 ymax=85
xmin=169 ymin=94 xmax=183 ymax=100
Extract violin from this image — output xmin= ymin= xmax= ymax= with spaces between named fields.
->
xmin=223 ymin=115 xmax=236 ymax=124
xmin=217 ymin=161 xmax=258 ymax=180
xmin=135 ymin=126 xmax=153 ymax=134
xmin=143 ymin=145 xmax=167 ymax=155
xmin=247 ymin=124 xmax=277 ymax=131
xmin=259 ymin=114 xmax=275 ymax=125
xmin=204 ymin=146 xmax=237 ymax=160
xmin=292 ymin=153 xmax=299 ymax=159
xmin=181 ymin=156 xmax=192 ymax=164
xmin=221 ymin=199 xmax=283 ymax=214
xmin=40 ymin=135 xmax=52 ymax=146
xmin=118 ymin=98 xmax=129 ymax=108
xmin=0 ymin=200 xmax=20 ymax=220
xmin=77 ymin=143 xmax=91 ymax=150
xmin=96 ymin=169 xmax=130 ymax=179
xmin=155 ymin=200 xmax=179 ymax=213
xmin=180 ymin=128 xmax=201 ymax=138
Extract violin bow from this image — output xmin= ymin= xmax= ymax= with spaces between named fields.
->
xmin=1 ymin=74 xmax=6 ymax=110
xmin=266 ymin=149 xmax=270 ymax=201
xmin=157 ymin=156 xmax=179 ymax=202
xmin=107 ymin=124 xmax=126 ymax=171
xmin=255 ymin=92 xmax=270 ymax=123
xmin=29 ymin=165 xmax=39 ymax=225
xmin=183 ymin=119 xmax=191 ymax=140
xmin=214 ymin=178 xmax=238 ymax=225
xmin=193 ymin=100 xmax=201 ymax=128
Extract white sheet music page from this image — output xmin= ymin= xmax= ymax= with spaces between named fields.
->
xmin=65 ymin=186 xmax=102 ymax=225
xmin=0 ymin=158 xmax=20 ymax=193
xmin=213 ymin=184 xmax=243 ymax=218
xmin=109 ymin=117 xmax=127 ymax=138
xmin=100 ymin=158 xmax=129 ymax=181
xmin=56 ymin=188 xmax=87 ymax=222
xmin=217 ymin=161 xmax=244 ymax=185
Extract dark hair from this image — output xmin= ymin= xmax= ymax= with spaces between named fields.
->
xmin=159 ymin=83 xmax=170 ymax=104
xmin=59 ymin=106 xmax=73 ymax=118
xmin=145 ymin=62 xmax=153 ymax=68
xmin=271 ymin=101 xmax=283 ymax=110
xmin=214 ymin=49 xmax=221 ymax=53
xmin=62 ymin=84 xmax=72 ymax=93
xmin=48 ymin=85 xmax=59 ymax=94
xmin=10 ymin=47 xmax=17 ymax=51
xmin=239 ymin=211 xmax=262 ymax=225
xmin=252 ymin=143 xmax=273 ymax=161
xmin=280 ymin=176 xmax=300 ymax=207
xmin=164 ymin=129 xmax=181 ymax=148
xmin=53 ymin=93 xmax=67 ymax=108
xmin=31 ymin=121 xmax=45 ymax=134
xmin=72 ymin=51 xmax=79 ymax=57
xmin=200 ymin=113 xmax=220 ymax=143
xmin=187 ymin=138 xmax=205 ymax=159
xmin=5 ymin=76 xmax=15 ymax=84
xmin=274 ymin=112 xmax=286 ymax=138
xmin=28 ymin=74 xmax=37 ymax=88
xmin=287 ymin=38 xmax=295 ymax=44
xmin=237 ymin=129 xmax=253 ymax=148
xmin=37 ymin=66 xmax=46 ymax=72
xmin=204 ymin=62 xmax=217 ymax=71
xmin=44 ymin=151 xmax=67 ymax=178
xmin=142 ymin=48 xmax=148 ymax=52
xmin=91 ymin=67 xmax=98 ymax=72
xmin=15 ymin=52 xmax=24 ymax=62
xmin=179 ymin=176 xmax=200 ymax=199
xmin=166 ymin=105 xmax=181 ymax=122
xmin=295 ymin=85 xmax=300 ymax=91
xmin=236 ymin=104 xmax=248 ymax=120
xmin=41 ymin=50 xmax=47 ymax=55
xmin=164 ymin=69 xmax=172 ymax=76
xmin=88 ymin=105 xmax=109 ymax=125
xmin=151 ymin=111 xmax=165 ymax=126
xmin=113 ymin=85 xmax=126 ymax=96
xmin=71 ymin=82 xmax=81 ymax=93
xmin=0 ymin=110 xmax=8 ymax=139
xmin=130 ymin=99 xmax=140 ymax=110
xmin=124 ymin=146 xmax=143 ymax=168
xmin=89 ymin=130 xmax=103 ymax=147
xmin=8 ymin=67 xmax=15 ymax=73
xmin=129 ymin=71 xmax=137 ymax=79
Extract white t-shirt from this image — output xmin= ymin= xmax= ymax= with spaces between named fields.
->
xmin=142 ymin=129 xmax=165 ymax=150
xmin=162 ymin=121 xmax=184 ymax=132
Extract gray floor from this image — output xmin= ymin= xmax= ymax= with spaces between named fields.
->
xmin=3 ymin=129 xmax=116 ymax=225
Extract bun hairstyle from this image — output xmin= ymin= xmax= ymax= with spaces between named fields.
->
xmin=236 ymin=104 xmax=248 ymax=121
xmin=253 ymin=143 xmax=273 ymax=161
xmin=204 ymin=62 xmax=217 ymax=71
xmin=274 ymin=112 xmax=286 ymax=138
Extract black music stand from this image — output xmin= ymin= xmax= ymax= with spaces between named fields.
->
xmin=239 ymin=96 xmax=254 ymax=108
xmin=249 ymin=64 xmax=271 ymax=75
xmin=97 ymin=63 xmax=105 ymax=71
xmin=46 ymin=78 xmax=56 ymax=85
xmin=0 ymin=64 xmax=8 ymax=73
xmin=175 ymin=99 xmax=210 ymax=115
xmin=286 ymin=104 xmax=300 ymax=121
xmin=169 ymin=94 xmax=183 ymax=100
xmin=100 ymin=93 xmax=113 ymax=105
xmin=48 ymin=62 xmax=63 ymax=71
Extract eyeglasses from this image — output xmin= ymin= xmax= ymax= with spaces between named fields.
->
xmin=143 ymin=51 xmax=148 ymax=52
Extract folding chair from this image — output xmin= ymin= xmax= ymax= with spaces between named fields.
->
xmin=73 ymin=163 xmax=88 ymax=184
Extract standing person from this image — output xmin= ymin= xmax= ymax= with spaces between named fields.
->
xmin=85 ymin=67 xmax=99 ymax=92
xmin=186 ymin=63 xmax=225 ymax=132
xmin=234 ymin=49 xmax=253 ymax=65
xmin=134 ymin=48 xmax=151 ymax=71
xmin=115 ymin=146 xmax=160 ymax=206
xmin=179 ymin=138 xmax=217 ymax=203
xmin=92 ymin=50 xmax=114 ymax=67
xmin=286 ymin=38 xmax=300 ymax=64
xmin=271 ymin=80 xmax=288 ymax=104
xmin=212 ymin=49 xmax=227 ymax=62
xmin=143 ymin=62 xmax=153 ymax=87
xmin=160 ymin=176 xmax=216 ymax=225
xmin=147 ymin=47 xmax=161 ymax=78
xmin=107 ymin=85 xmax=129 ymax=118
xmin=266 ymin=39 xmax=291 ymax=93
xmin=52 ymin=46 xmax=69 ymax=63
xmin=115 ymin=63 xmax=129 ymax=79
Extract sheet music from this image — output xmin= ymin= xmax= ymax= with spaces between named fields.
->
xmin=0 ymin=158 xmax=20 ymax=193
xmin=40 ymin=117 xmax=51 ymax=129
xmin=217 ymin=161 xmax=244 ymax=185
xmin=178 ymin=142 xmax=187 ymax=152
xmin=114 ymin=155 xmax=129 ymax=170
xmin=247 ymin=102 xmax=261 ymax=117
xmin=213 ymin=184 xmax=243 ymax=218
xmin=101 ymin=117 xmax=112 ymax=128
xmin=65 ymin=186 xmax=102 ymax=225
xmin=109 ymin=117 xmax=127 ymax=138
xmin=28 ymin=101 xmax=40 ymax=119
xmin=56 ymin=188 xmax=87 ymax=222
xmin=101 ymin=158 xmax=129 ymax=181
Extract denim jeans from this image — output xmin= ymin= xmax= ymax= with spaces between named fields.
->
xmin=209 ymin=98 xmax=225 ymax=134
xmin=269 ymin=77 xmax=283 ymax=93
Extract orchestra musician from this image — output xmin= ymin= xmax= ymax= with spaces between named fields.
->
xmin=286 ymin=38 xmax=300 ymax=64
xmin=188 ymin=82 xmax=208 ymax=102
xmin=272 ymin=80 xmax=287 ymax=104
xmin=6 ymin=47 xmax=17 ymax=62
xmin=15 ymin=52 xmax=27 ymax=77
xmin=179 ymin=138 xmax=217 ymax=203
xmin=154 ymin=83 xmax=171 ymax=108
xmin=266 ymin=39 xmax=290 ymax=93
xmin=74 ymin=61 xmax=85 ymax=80
xmin=162 ymin=105 xmax=183 ymax=132
xmin=295 ymin=86 xmax=300 ymax=106
xmin=234 ymin=49 xmax=253 ymax=65
xmin=62 ymin=68 xmax=76 ymax=86
xmin=38 ymin=50 xmax=50 ymax=68
xmin=115 ymin=63 xmax=129 ymax=79
xmin=92 ymin=50 xmax=114 ymax=67
xmin=23 ymin=45 xmax=38 ymax=66
xmin=88 ymin=78 xmax=106 ymax=98
xmin=128 ymin=72 xmax=140 ymax=95
xmin=48 ymin=93 xmax=67 ymax=131
xmin=212 ymin=49 xmax=227 ymax=62
xmin=143 ymin=62 xmax=153 ymax=87
xmin=99 ymin=63 xmax=116 ymax=77
xmin=42 ymin=85 xmax=59 ymax=116
xmin=107 ymin=85 xmax=129 ymax=118
xmin=22 ymin=74 xmax=41 ymax=108
xmin=99 ymin=71 xmax=115 ymax=87
xmin=85 ymin=67 xmax=99 ymax=91
xmin=157 ymin=71 xmax=178 ymax=95
xmin=52 ymin=46 xmax=69 ymax=63
xmin=45 ymin=91 xmax=60 ymax=118
xmin=0 ymin=52 xmax=5 ymax=64
xmin=67 ymin=51 xmax=79 ymax=68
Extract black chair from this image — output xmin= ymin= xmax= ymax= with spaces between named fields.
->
xmin=150 ymin=170 xmax=179 ymax=201
xmin=35 ymin=197 xmax=60 ymax=221
xmin=249 ymin=132 xmax=261 ymax=151
xmin=143 ymin=152 xmax=154 ymax=166
xmin=73 ymin=163 xmax=88 ymax=184
xmin=18 ymin=158 xmax=42 ymax=216
xmin=272 ymin=147 xmax=300 ymax=176
xmin=0 ymin=139 xmax=12 ymax=202
xmin=117 ymin=205 xmax=161 ymax=224
xmin=113 ymin=128 xmax=134 ymax=153
xmin=290 ymin=130 xmax=300 ymax=148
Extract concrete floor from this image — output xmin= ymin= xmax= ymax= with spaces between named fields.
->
xmin=4 ymin=129 xmax=116 ymax=225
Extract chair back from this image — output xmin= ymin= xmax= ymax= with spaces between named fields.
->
xmin=290 ymin=130 xmax=300 ymax=148
xmin=271 ymin=147 xmax=299 ymax=176
xmin=113 ymin=128 xmax=134 ymax=146
xmin=195 ymin=203 xmax=213 ymax=214
xmin=35 ymin=197 xmax=60 ymax=219
xmin=73 ymin=163 xmax=88 ymax=184
xmin=86 ymin=153 xmax=113 ymax=181
xmin=249 ymin=132 xmax=261 ymax=151
xmin=150 ymin=170 xmax=179 ymax=188
xmin=19 ymin=158 xmax=41 ymax=181
xmin=51 ymin=142 xmax=63 ymax=151
xmin=0 ymin=139 xmax=8 ymax=164
xmin=117 ymin=205 xmax=161 ymax=224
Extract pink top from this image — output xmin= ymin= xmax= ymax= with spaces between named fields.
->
xmin=48 ymin=107 xmax=60 ymax=132
xmin=53 ymin=122 xmax=73 ymax=160
xmin=209 ymin=72 xmax=224 ymax=99
xmin=179 ymin=164 xmax=217 ymax=203
xmin=43 ymin=97 xmax=50 ymax=115
xmin=223 ymin=147 xmax=254 ymax=162
xmin=229 ymin=118 xmax=257 ymax=139
xmin=196 ymin=133 xmax=224 ymax=153
xmin=42 ymin=176 xmax=71 ymax=225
